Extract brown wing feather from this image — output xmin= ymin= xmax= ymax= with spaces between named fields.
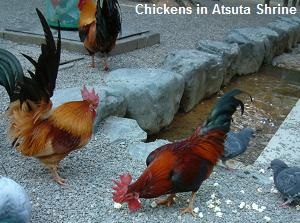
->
xmin=78 ymin=0 xmax=96 ymax=27
xmin=128 ymin=129 xmax=225 ymax=198
xmin=128 ymin=150 xmax=177 ymax=198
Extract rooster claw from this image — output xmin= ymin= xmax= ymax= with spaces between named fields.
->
xmin=103 ymin=66 xmax=109 ymax=72
xmin=156 ymin=194 xmax=176 ymax=207
xmin=53 ymin=176 xmax=66 ymax=186
xmin=180 ymin=207 xmax=196 ymax=217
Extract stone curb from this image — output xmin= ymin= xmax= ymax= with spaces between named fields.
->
xmin=163 ymin=15 xmax=300 ymax=112
xmin=0 ymin=30 xmax=160 ymax=55
xmin=254 ymin=99 xmax=300 ymax=167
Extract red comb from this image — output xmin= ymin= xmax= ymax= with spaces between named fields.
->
xmin=81 ymin=85 xmax=100 ymax=106
xmin=112 ymin=173 xmax=132 ymax=203
xmin=77 ymin=0 xmax=85 ymax=9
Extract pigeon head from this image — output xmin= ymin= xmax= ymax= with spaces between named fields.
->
xmin=270 ymin=159 xmax=288 ymax=176
xmin=242 ymin=127 xmax=255 ymax=138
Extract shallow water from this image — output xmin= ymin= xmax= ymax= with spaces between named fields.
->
xmin=149 ymin=65 xmax=300 ymax=165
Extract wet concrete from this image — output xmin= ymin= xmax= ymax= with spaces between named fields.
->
xmin=149 ymin=65 xmax=300 ymax=165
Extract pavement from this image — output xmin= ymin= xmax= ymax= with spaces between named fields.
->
xmin=254 ymin=99 xmax=300 ymax=167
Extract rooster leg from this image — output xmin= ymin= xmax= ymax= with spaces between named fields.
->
xmin=279 ymin=198 xmax=293 ymax=208
xmin=156 ymin=193 xmax=176 ymax=207
xmin=91 ymin=55 xmax=96 ymax=68
xmin=222 ymin=160 xmax=235 ymax=171
xmin=221 ymin=160 xmax=229 ymax=169
xmin=50 ymin=165 xmax=66 ymax=186
xmin=180 ymin=192 xmax=196 ymax=216
xmin=103 ymin=54 xmax=109 ymax=71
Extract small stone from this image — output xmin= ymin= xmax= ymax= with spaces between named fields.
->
xmin=113 ymin=202 xmax=122 ymax=209
xmin=240 ymin=190 xmax=245 ymax=194
xmin=198 ymin=212 xmax=204 ymax=218
xmin=296 ymin=205 xmax=300 ymax=210
xmin=263 ymin=216 xmax=271 ymax=222
xmin=258 ymin=206 xmax=266 ymax=212
xmin=257 ymin=188 xmax=263 ymax=193
xmin=208 ymin=203 xmax=215 ymax=209
xmin=150 ymin=201 xmax=157 ymax=208
xmin=211 ymin=193 xmax=216 ymax=199
xmin=225 ymin=199 xmax=232 ymax=205
xmin=193 ymin=207 xmax=199 ymax=213
xmin=270 ymin=187 xmax=278 ymax=194
xmin=206 ymin=199 xmax=213 ymax=205
xmin=215 ymin=199 xmax=221 ymax=205
xmin=232 ymin=210 xmax=238 ymax=214
xmin=214 ymin=206 xmax=221 ymax=213
xmin=239 ymin=202 xmax=246 ymax=209
xmin=252 ymin=203 xmax=259 ymax=210
xmin=259 ymin=169 xmax=265 ymax=174
xmin=215 ymin=212 xmax=223 ymax=218
xmin=213 ymin=182 xmax=219 ymax=187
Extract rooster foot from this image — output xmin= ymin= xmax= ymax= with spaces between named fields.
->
xmin=103 ymin=65 xmax=109 ymax=71
xmin=180 ymin=207 xmax=196 ymax=217
xmin=225 ymin=166 xmax=235 ymax=172
xmin=278 ymin=199 xmax=292 ymax=208
xmin=51 ymin=169 xmax=66 ymax=186
xmin=180 ymin=191 xmax=197 ymax=216
xmin=156 ymin=194 xmax=176 ymax=207
xmin=221 ymin=161 xmax=236 ymax=171
xmin=90 ymin=61 xmax=96 ymax=68
xmin=53 ymin=175 xmax=66 ymax=186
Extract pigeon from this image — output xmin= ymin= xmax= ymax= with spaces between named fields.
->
xmin=270 ymin=159 xmax=300 ymax=206
xmin=221 ymin=127 xmax=254 ymax=169
xmin=0 ymin=176 xmax=31 ymax=223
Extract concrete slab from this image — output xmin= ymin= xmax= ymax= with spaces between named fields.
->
xmin=254 ymin=99 xmax=300 ymax=167
xmin=0 ymin=30 xmax=160 ymax=55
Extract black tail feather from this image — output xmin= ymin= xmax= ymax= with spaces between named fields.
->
xmin=96 ymin=0 xmax=122 ymax=49
xmin=0 ymin=49 xmax=24 ymax=102
xmin=0 ymin=9 xmax=61 ymax=105
xmin=19 ymin=9 xmax=61 ymax=104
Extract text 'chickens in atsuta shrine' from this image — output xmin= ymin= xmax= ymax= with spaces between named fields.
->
xmin=135 ymin=4 xmax=298 ymax=15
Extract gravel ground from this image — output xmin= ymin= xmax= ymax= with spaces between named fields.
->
xmin=1 ymin=0 xmax=296 ymax=70
xmin=0 ymin=0 xmax=300 ymax=222
xmin=1 ymin=124 xmax=299 ymax=223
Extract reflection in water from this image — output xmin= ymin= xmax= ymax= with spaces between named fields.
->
xmin=149 ymin=66 xmax=300 ymax=165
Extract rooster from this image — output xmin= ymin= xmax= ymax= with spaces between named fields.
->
xmin=113 ymin=89 xmax=250 ymax=214
xmin=0 ymin=9 xmax=99 ymax=185
xmin=78 ymin=0 xmax=122 ymax=70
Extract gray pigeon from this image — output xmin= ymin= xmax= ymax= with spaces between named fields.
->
xmin=221 ymin=127 xmax=254 ymax=168
xmin=270 ymin=159 xmax=300 ymax=206
xmin=0 ymin=176 xmax=31 ymax=223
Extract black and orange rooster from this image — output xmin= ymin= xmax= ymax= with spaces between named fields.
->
xmin=0 ymin=9 xmax=99 ymax=185
xmin=78 ymin=0 xmax=122 ymax=70
xmin=113 ymin=89 xmax=250 ymax=214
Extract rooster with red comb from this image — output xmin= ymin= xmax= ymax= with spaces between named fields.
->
xmin=0 ymin=9 xmax=100 ymax=185
xmin=113 ymin=89 xmax=250 ymax=214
